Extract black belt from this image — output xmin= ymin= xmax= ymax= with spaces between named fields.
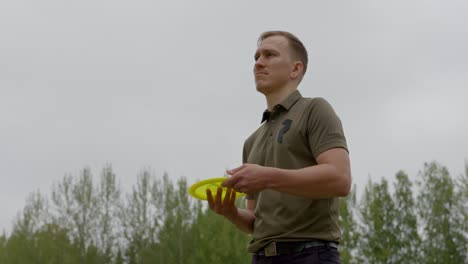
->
xmin=256 ymin=240 xmax=338 ymax=257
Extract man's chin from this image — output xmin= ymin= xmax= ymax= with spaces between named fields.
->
xmin=256 ymin=84 xmax=269 ymax=95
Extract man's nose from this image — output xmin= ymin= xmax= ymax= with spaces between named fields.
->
xmin=254 ymin=58 xmax=266 ymax=70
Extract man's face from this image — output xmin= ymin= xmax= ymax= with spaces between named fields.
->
xmin=254 ymin=35 xmax=296 ymax=94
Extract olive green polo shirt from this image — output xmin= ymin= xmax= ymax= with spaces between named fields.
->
xmin=242 ymin=90 xmax=348 ymax=253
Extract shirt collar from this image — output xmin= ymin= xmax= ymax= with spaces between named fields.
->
xmin=278 ymin=90 xmax=302 ymax=110
xmin=261 ymin=90 xmax=302 ymax=123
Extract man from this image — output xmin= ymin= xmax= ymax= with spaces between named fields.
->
xmin=206 ymin=31 xmax=351 ymax=263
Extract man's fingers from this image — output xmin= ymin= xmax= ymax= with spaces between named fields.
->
xmin=226 ymin=164 xmax=246 ymax=175
xmin=223 ymin=188 xmax=232 ymax=205
xmin=222 ymin=174 xmax=243 ymax=188
xmin=224 ymin=164 xmax=250 ymax=187
xmin=215 ymin=187 xmax=223 ymax=206
xmin=230 ymin=187 xmax=237 ymax=204
xmin=207 ymin=186 xmax=240 ymax=217
xmin=206 ymin=189 xmax=214 ymax=209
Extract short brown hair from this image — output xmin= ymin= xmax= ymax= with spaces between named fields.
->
xmin=258 ymin=31 xmax=309 ymax=78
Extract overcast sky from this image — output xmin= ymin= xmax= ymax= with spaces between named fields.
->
xmin=1 ymin=0 xmax=467 ymax=233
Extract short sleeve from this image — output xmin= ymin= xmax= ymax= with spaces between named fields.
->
xmin=307 ymin=98 xmax=348 ymax=159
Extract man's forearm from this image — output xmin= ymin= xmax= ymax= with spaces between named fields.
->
xmin=267 ymin=164 xmax=350 ymax=199
xmin=226 ymin=208 xmax=256 ymax=234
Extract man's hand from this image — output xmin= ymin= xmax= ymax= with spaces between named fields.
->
xmin=206 ymin=186 xmax=257 ymax=234
xmin=222 ymin=164 xmax=270 ymax=194
xmin=206 ymin=187 xmax=238 ymax=220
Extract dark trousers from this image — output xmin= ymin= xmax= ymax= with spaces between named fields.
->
xmin=251 ymin=246 xmax=341 ymax=264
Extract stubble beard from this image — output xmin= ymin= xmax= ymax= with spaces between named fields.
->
xmin=255 ymin=82 xmax=270 ymax=95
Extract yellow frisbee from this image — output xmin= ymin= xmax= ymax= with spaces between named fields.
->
xmin=188 ymin=177 xmax=246 ymax=200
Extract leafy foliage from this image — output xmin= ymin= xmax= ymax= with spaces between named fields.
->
xmin=359 ymin=178 xmax=398 ymax=263
xmin=417 ymin=162 xmax=467 ymax=264
xmin=0 ymin=161 xmax=466 ymax=263
xmin=338 ymin=184 xmax=359 ymax=264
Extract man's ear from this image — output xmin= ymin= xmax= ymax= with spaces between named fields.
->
xmin=290 ymin=61 xmax=304 ymax=79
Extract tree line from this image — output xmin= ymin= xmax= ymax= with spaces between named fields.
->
xmin=0 ymin=161 xmax=466 ymax=263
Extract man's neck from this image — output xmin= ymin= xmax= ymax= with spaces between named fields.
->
xmin=265 ymin=85 xmax=297 ymax=112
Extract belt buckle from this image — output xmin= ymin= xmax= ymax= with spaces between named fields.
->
xmin=264 ymin=242 xmax=277 ymax=257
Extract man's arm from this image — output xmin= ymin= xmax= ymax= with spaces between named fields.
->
xmin=228 ymin=199 xmax=255 ymax=234
xmin=206 ymin=187 xmax=256 ymax=234
xmin=223 ymin=147 xmax=351 ymax=199
xmin=268 ymin=148 xmax=351 ymax=198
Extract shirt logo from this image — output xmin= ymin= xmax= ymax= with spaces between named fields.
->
xmin=278 ymin=119 xmax=292 ymax=143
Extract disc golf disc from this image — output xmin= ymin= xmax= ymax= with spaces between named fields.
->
xmin=189 ymin=177 xmax=246 ymax=200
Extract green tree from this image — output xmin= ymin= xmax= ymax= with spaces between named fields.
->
xmin=122 ymin=169 xmax=157 ymax=263
xmin=5 ymin=193 xmax=83 ymax=264
xmin=455 ymin=161 xmax=468 ymax=263
xmin=417 ymin=162 xmax=466 ymax=263
xmin=3 ymin=191 xmax=52 ymax=263
xmin=151 ymin=174 xmax=190 ymax=263
xmin=189 ymin=198 xmax=251 ymax=264
xmin=51 ymin=168 xmax=99 ymax=263
xmin=0 ymin=232 xmax=6 ymax=263
xmin=25 ymin=223 xmax=81 ymax=264
xmin=14 ymin=190 xmax=50 ymax=236
xmin=115 ymin=249 xmax=125 ymax=264
xmin=358 ymin=178 xmax=397 ymax=264
xmin=339 ymin=184 xmax=359 ymax=264
xmin=96 ymin=165 xmax=122 ymax=263
xmin=392 ymin=171 xmax=420 ymax=263
xmin=4 ymin=227 xmax=35 ymax=263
